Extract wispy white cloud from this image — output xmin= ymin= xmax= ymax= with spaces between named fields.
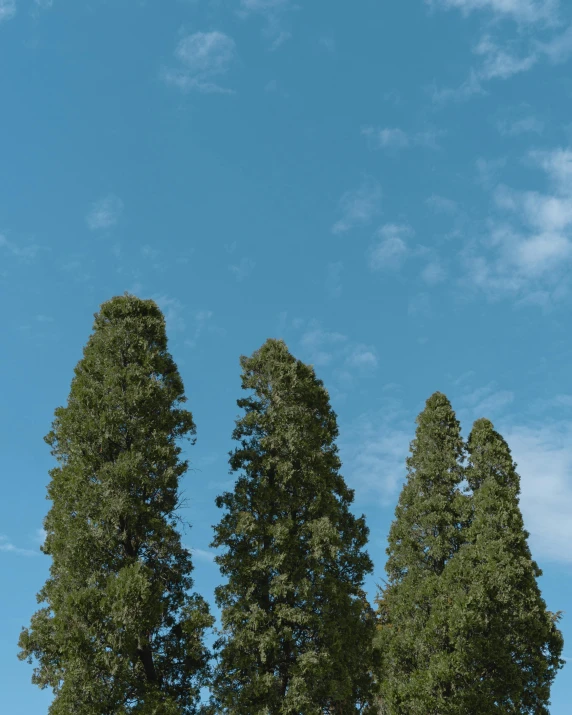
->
xmin=368 ymin=223 xmax=412 ymax=271
xmin=184 ymin=309 xmax=215 ymax=348
xmin=163 ymin=31 xmax=236 ymax=94
xmin=299 ymin=322 xmax=348 ymax=367
xmin=475 ymin=34 xmax=538 ymax=79
xmin=0 ymin=535 xmax=37 ymax=557
xmin=229 ymin=257 xmax=255 ymax=281
xmin=499 ymin=419 xmax=572 ymax=565
xmin=497 ymin=115 xmax=544 ymax=136
xmin=188 ymin=546 xmax=217 ymax=563
xmin=421 ymin=260 xmax=447 ymax=284
xmin=152 ymin=294 xmax=186 ymax=332
xmin=462 ymin=149 xmax=572 ymax=302
xmin=426 ymin=0 xmax=560 ymax=25
xmin=426 ymin=194 xmax=459 ymax=214
xmin=362 ymin=126 xmax=444 ymax=150
xmin=339 ymin=399 xmax=413 ymax=505
xmin=34 ymin=0 xmax=53 ymax=9
xmin=332 ymin=178 xmax=382 ymax=234
xmin=239 ymin=0 xmax=294 ymax=49
xmin=326 ymin=261 xmax=343 ymax=298
xmin=86 ymin=195 xmax=123 ymax=231
xmin=0 ymin=234 xmax=40 ymax=260
xmin=0 ymin=0 xmax=16 ymax=23
xmin=345 ymin=345 xmax=378 ymax=370
xmin=458 ymin=383 xmax=515 ymax=418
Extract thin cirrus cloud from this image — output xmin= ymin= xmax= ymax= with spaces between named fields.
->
xmin=229 ymin=257 xmax=255 ymax=281
xmin=426 ymin=0 xmax=560 ymax=25
xmin=432 ymin=16 xmax=572 ymax=103
xmin=331 ymin=178 xmax=382 ymax=235
xmin=86 ymin=195 xmax=123 ymax=231
xmin=0 ymin=535 xmax=37 ymax=557
xmin=362 ymin=126 xmax=444 ymax=151
xmin=460 ymin=148 xmax=572 ymax=305
xmin=163 ymin=31 xmax=237 ymax=94
xmin=0 ymin=0 xmax=15 ymax=24
xmin=368 ymin=223 xmax=412 ymax=271
xmin=497 ymin=115 xmax=544 ymax=136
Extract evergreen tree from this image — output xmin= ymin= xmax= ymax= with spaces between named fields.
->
xmin=373 ymin=392 xmax=467 ymax=714
xmin=442 ymin=417 xmax=565 ymax=714
xmin=208 ymin=338 xmax=378 ymax=714
xmin=18 ymin=294 xmax=215 ymax=715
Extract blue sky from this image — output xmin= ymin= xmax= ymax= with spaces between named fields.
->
xmin=1 ymin=0 xmax=571 ymax=711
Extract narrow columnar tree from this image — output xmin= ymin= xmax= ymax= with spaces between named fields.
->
xmin=209 ymin=338 xmax=379 ymax=714
xmin=442 ymin=418 xmax=565 ymax=714
xmin=18 ymin=294 xmax=215 ymax=715
xmin=373 ymin=392 xmax=468 ymax=714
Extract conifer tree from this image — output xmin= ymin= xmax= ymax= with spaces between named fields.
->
xmin=373 ymin=392 xmax=467 ymax=714
xmin=442 ymin=418 xmax=565 ymax=714
xmin=18 ymin=294 xmax=214 ymax=715
xmin=208 ymin=338 xmax=378 ymax=714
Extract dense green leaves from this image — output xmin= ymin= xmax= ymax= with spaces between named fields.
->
xmin=208 ymin=339 xmax=378 ymax=714
xmin=442 ymin=418 xmax=565 ymax=714
xmin=18 ymin=294 xmax=214 ymax=715
xmin=374 ymin=392 xmax=467 ymax=714
xmin=374 ymin=396 xmax=564 ymax=714
xmin=17 ymin=294 xmax=565 ymax=714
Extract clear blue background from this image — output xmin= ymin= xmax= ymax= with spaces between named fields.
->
xmin=1 ymin=0 xmax=571 ymax=711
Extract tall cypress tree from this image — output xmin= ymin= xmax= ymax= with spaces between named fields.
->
xmin=18 ymin=294 xmax=214 ymax=715
xmin=442 ymin=418 xmax=565 ymax=714
xmin=373 ymin=392 xmax=467 ymax=714
xmin=208 ymin=338 xmax=378 ymax=714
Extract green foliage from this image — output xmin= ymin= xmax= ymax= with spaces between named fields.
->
xmin=208 ymin=338 xmax=379 ymax=714
xmin=442 ymin=418 xmax=565 ymax=714
xmin=18 ymin=293 xmax=215 ymax=714
xmin=374 ymin=396 xmax=565 ymax=714
xmin=373 ymin=392 xmax=468 ymax=714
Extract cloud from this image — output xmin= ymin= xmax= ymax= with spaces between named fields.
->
xmin=431 ymin=69 xmax=486 ymax=103
xmin=499 ymin=419 xmax=572 ymax=565
xmin=0 ymin=234 xmax=40 ymax=260
xmin=163 ymin=31 xmax=236 ymax=94
xmin=326 ymin=261 xmax=343 ymax=297
xmin=152 ymin=294 xmax=186 ymax=332
xmin=339 ymin=400 xmax=413 ymax=505
xmin=368 ymin=223 xmax=412 ymax=271
xmin=497 ymin=115 xmax=544 ymax=136
xmin=299 ymin=322 xmax=348 ymax=367
xmin=0 ymin=0 xmax=15 ymax=23
xmin=426 ymin=0 xmax=560 ymax=25
xmin=362 ymin=126 xmax=444 ymax=150
xmin=0 ymin=535 xmax=37 ymax=557
xmin=475 ymin=35 xmax=538 ymax=79
xmin=239 ymin=0 xmax=294 ymax=49
xmin=34 ymin=0 xmax=53 ymax=8
xmin=86 ymin=195 xmax=123 ymax=231
xmin=188 ymin=546 xmax=217 ymax=563
xmin=421 ymin=260 xmax=447 ymax=284
xmin=229 ymin=257 xmax=255 ymax=281
xmin=345 ymin=345 xmax=378 ymax=370
xmin=332 ymin=178 xmax=382 ymax=234
xmin=426 ymin=194 xmax=459 ymax=214
xmin=462 ymin=149 xmax=572 ymax=300
xmin=184 ymin=309 xmax=214 ymax=348
xmin=458 ymin=383 xmax=515 ymax=418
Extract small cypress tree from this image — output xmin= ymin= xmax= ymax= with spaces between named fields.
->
xmin=442 ymin=418 xmax=565 ymax=714
xmin=18 ymin=293 xmax=214 ymax=715
xmin=209 ymin=338 xmax=378 ymax=714
xmin=373 ymin=392 xmax=467 ymax=714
